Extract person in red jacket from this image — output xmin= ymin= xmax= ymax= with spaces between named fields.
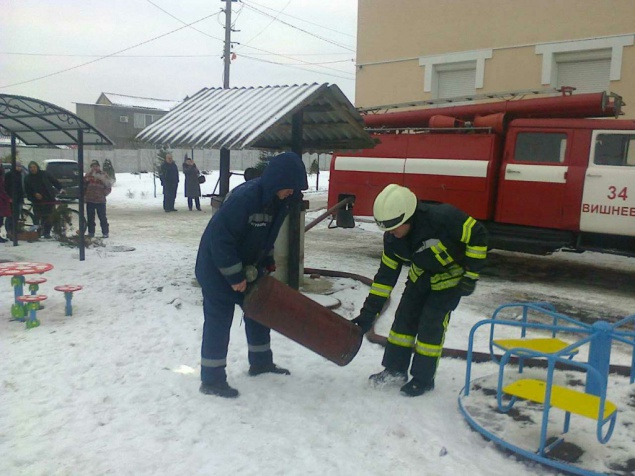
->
xmin=84 ymin=160 xmax=112 ymax=238
xmin=353 ymin=184 xmax=488 ymax=397
xmin=0 ymin=165 xmax=11 ymax=242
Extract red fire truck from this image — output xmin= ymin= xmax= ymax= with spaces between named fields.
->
xmin=328 ymin=91 xmax=635 ymax=257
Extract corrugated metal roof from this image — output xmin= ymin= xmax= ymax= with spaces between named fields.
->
xmin=135 ymin=83 xmax=375 ymax=153
xmin=0 ymin=94 xmax=114 ymax=146
xmin=99 ymin=92 xmax=181 ymax=111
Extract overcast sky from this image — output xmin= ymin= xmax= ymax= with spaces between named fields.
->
xmin=1 ymin=0 xmax=358 ymax=112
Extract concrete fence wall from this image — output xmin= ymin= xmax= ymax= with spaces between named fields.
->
xmin=5 ymin=147 xmax=332 ymax=174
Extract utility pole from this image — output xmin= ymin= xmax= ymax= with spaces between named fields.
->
xmin=219 ymin=0 xmax=235 ymax=197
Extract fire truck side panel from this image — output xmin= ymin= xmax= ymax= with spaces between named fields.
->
xmin=402 ymin=133 xmax=500 ymax=219
xmin=496 ymin=124 xmax=573 ymax=229
xmin=560 ymin=129 xmax=591 ymax=230
xmin=329 ymin=133 xmax=501 ymax=219
xmin=328 ymin=134 xmax=409 ymax=216
xmin=580 ymin=130 xmax=635 ymax=237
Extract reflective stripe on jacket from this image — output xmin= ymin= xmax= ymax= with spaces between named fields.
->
xmin=361 ymin=202 xmax=488 ymax=317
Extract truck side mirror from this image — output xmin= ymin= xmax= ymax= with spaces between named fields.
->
xmin=336 ymin=202 xmax=355 ymax=228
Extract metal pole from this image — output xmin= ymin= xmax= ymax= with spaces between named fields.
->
xmin=288 ymin=112 xmax=304 ymax=289
xmin=10 ymin=134 xmax=18 ymax=246
xmin=78 ymin=130 xmax=86 ymax=261
xmin=219 ymin=0 xmax=233 ymax=197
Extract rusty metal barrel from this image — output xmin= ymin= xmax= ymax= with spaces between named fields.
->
xmin=243 ymin=276 xmax=363 ymax=366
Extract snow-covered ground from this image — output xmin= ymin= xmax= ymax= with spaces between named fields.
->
xmin=1 ymin=171 xmax=634 ymax=476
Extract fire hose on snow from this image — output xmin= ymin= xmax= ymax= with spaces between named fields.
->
xmin=301 ymin=269 xmax=633 ymax=376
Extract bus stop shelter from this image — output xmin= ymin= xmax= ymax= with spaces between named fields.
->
xmin=0 ymin=93 xmax=114 ymax=260
xmin=136 ymin=83 xmax=375 ymax=288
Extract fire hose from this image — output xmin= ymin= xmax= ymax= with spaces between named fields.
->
xmin=303 ymin=200 xmax=631 ymax=376
xmin=303 ymin=267 xmax=633 ymax=377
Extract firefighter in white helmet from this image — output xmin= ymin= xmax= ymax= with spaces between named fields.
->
xmin=352 ymin=184 xmax=488 ymax=396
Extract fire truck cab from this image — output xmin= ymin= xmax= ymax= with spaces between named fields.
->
xmin=328 ymin=91 xmax=635 ymax=257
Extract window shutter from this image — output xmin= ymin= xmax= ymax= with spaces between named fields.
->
xmin=557 ymin=58 xmax=611 ymax=94
xmin=437 ymin=67 xmax=476 ymax=99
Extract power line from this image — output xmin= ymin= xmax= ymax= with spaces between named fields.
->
xmin=0 ymin=13 xmax=218 ymax=89
xmin=238 ymin=54 xmax=354 ymax=81
xmin=146 ymin=0 xmax=354 ymax=79
xmin=145 ymin=0 xmax=224 ymax=42
xmin=240 ymin=1 xmax=355 ymax=52
xmin=0 ymin=51 xmax=352 ymax=58
xmin=239 ymin=0 xmax=291 ymax=49
xmin=1 ymin=52 xmax=218 ymax=58
xmin=236 ymin=42 xmax=354 ymax=77
xmin=243 ymin=0 xmax=355 ymax=39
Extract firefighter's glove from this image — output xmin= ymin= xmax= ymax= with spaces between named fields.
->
xmin=457 ymin=276 xmax=477 ymax=297
xmin=352 ymin=311 xmax=375 ymax=334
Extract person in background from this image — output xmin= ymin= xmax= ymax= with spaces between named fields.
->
xmin=102 ymin=158 xmax=116 ymax=184
xmin=24 ymin=161 xmax=63 ymax=239
xmin=159 ymin=153 xmax=179 ymax=212
xmin=182 ymin=155 xmax=202 ymax=211
xmin=4 ymin=161 xmax=25 ymax=237
xmin=0 ymin=166 xmax=11 ymax=242
xmin=195 ymin=152 xmax=308 ymax=398
xmin=84 ymin=160 xmax=112 ymax=238
xmin=352 ymin=184 xmax=488 ymax=397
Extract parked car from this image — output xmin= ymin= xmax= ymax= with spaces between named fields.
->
xmin=42 ymin=159 xmax=80 ymax=200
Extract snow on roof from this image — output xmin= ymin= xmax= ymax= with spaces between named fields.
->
xmin=135 ymin=83 xmax=375 ymax=153
xmin=99 ymin=93 xmax=181 ymax=111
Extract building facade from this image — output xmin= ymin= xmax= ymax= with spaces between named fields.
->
xmin=356 ymin=0 xmax=635 ymax=118
xmin=75 ymin=93 xmax=181 ymax=149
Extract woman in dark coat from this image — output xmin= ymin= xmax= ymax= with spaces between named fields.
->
xmin=182 ymin=156 xmax=202 ymax=211
xmin=24 ymin=161 xmax=63 ymax=238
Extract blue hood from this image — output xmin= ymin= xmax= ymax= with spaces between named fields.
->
xmin=259 ymin=152 xmax=308 ymax=203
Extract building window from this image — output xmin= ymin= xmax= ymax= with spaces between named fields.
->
xmin=514 ymin=132 xmax=567 ymax=164
xmin=593 ymin=133 xmax=635 ymax=166
xmin=536 ymin=35 xmax=634 ymax=93
xmin=119 ymin=116 xmax=129 ymax=123
xmin=133 ymin=113 xmax=160 ymax=129
xmin=419 ymin=49 xmax=492 ymax=99
xmin=435 ymin=62 xmax=476 ymax=99
xmin=555 ymin=50 xmax=611 ymax=94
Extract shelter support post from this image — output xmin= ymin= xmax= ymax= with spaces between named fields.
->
xmin=10 ymin=134 xmax=18 ymax=246
xmin=288 ymin=111 xmax=303 ymax=289
xmin=220 ymin=148 xmax=230 ymax=196
xmin=78 ymin=130 xmax=85 ymax=261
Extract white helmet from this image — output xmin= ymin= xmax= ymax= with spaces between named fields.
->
xmin=373 ymin=184 xmax=418 ymax=231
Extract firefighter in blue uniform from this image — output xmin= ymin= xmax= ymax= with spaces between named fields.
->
xmin=195 ymin=152 xmax=308 ymax=398
xmin=353 ymin=184 xmax=488 ymax=396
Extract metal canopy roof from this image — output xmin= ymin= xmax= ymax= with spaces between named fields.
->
xmin=0 ymin=94 xmax=114 ymax=146
xmin=135 ymin=83 xmax=375 ymax=152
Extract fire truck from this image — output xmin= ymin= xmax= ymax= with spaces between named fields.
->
xmin=328 ymin=90 xmax=635 ymax=257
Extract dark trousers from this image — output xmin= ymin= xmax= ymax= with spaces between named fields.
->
xmin=382 ymin=279 xmax=461 ymax=383
xmin=33 ymin=203 xmax=55 ymax=236
xmin=86 ymin=202 xmax=109 ymax=235
xmin=187 ymin=197 xmax=201 ymax=211
xmin=200 ymin=291 xmax=273 ymax=384
xmin=163 ymin=184 xmax=177 ymax=211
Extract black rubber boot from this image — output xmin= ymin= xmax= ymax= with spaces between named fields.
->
xmin=248 ymin=363 xmax=291 ymax=376
xmin=369 ymin=369 xmax=408 ymax=387
xmin=400 ymin=378 xmax=435 ymax=397
xmin=199 ymin=381 xmax=239 ymax=398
